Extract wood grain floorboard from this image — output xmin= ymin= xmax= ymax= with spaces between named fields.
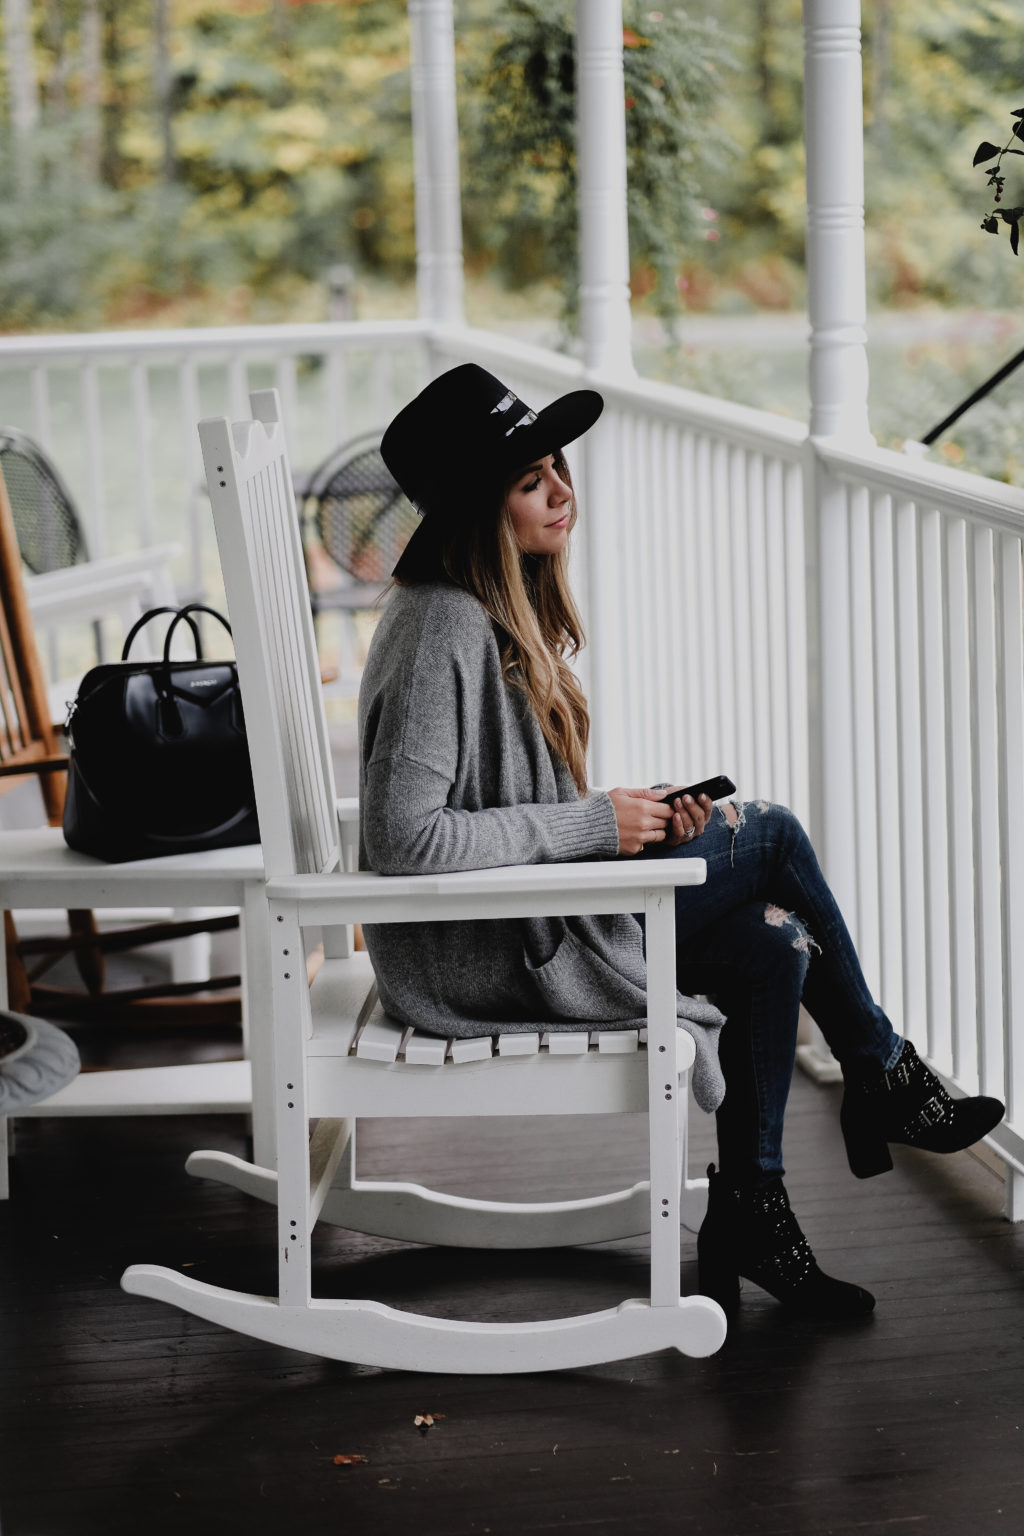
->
xmin=0 ymin=1065 xmax=1022 ymax=1536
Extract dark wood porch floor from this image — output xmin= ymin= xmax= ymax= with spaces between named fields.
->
xmin=1 ymin=1034 xmax=1023 ymax=1536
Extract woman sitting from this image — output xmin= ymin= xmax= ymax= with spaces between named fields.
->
xmin=357 ymin=363 xmax=1004 ymax=1321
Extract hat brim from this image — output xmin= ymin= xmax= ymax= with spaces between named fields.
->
xmin=493 ymin=388 xmax=604 ymax=477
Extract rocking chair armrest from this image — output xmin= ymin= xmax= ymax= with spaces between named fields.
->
xmin=265 ymin=858 xmax=707 ymax=926
xmin=0 ymin=753 xmax=68 ymax=779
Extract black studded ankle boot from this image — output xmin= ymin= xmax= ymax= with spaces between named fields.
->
xmin=840 ymin=1041 xmax=1005 ymax=1180
xmin=696 ymin=1164 xmax=875 ymax=1320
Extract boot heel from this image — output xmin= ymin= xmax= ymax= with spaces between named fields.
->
xmin=697 ymin=1249 xmax=741 ymax=1317
xmin=841 ymin=1101 xmax=893 ymax=1179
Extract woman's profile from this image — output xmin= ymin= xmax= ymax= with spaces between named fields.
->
xmin=357 ymin=362 xmax=1004 ymax=1321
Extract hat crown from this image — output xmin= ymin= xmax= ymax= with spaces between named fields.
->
xmin=380 ymin=363 xmax=604 ymax=513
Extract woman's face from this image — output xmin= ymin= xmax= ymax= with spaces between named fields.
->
xmin=506 ymin=453 xmax=573 ymax=555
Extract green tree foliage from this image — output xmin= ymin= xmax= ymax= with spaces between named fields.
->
xmin=460 ymin=2 xmax=729 ymax=325
xmin=3 ymin=0 xmax=1024 ymax=333
xmin=0 ymin=0 xmax=416 ymax=327
xmin=674 ymin=0 xmax=1024 ymax=309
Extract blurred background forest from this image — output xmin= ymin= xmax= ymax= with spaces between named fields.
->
xmin=2 ymin=0 xmax=1024 ymax=478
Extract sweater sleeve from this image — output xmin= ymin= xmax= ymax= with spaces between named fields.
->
xmin=362 ymin=753 xmax=619 ymax=875
xmin=358 ymin=586 xmax=620 ymax=875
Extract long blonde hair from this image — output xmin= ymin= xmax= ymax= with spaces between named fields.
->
xmin=393 ymin=454 xmax=591 ymax=793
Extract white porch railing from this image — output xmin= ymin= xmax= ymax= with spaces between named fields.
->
xmin=2 ymin=316 xmax=1022 ymax=1212
xmin=0 ymin=321 xmax=431 ymax=604
xmin=809 ymin=439 xmax=1024 ymax=1206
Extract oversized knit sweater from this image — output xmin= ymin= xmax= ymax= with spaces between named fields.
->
xmin=357 ymin=582 xmax=726 ymax=1112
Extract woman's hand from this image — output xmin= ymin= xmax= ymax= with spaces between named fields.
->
xmin=607 ymin=786 xmax=707 ymax=855
xmin=659 ymin=788 xmax=713 ymax=848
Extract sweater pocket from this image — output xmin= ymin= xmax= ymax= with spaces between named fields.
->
xmin=524 ymin=926 xmax=648 ymax=1027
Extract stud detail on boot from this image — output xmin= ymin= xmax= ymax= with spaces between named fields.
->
xmin=697 ymin=1165 xmax=875 ymax=1320
xmin=840 ymin=1041 xmax=1005 ymax=1179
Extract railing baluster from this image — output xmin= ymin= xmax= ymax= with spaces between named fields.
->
xmin=29 ymin=365 xmax=52 ymax=453
xmin=648 ymin=415 xmax=672 ymax=774
xmin=849 ymin=481 xmax=880 ymax=994
xmin=325 ymin=345 xmax=347 ymax=442
xmin=944 ymin=514 xmax=977 ymax=1088
xmin=783 ymin=460 xmax=809 ymax=825
xmin=997 ymin=533 xmax=1024 ymax=1152
xmin=762 ymin=456 xmax=787 ymax=802
xmin=870 ymin=489 xmax=903 ymax=1022
xmin=675 ymin=427 xmax=700 ymax=779
xmin=228 ymin=355 xmax=249 ymax=422
xmin=919 ymin=505 xmax=953 ymax=1073
xmin=619 ymin=411 xmax=642 ymax=780
xmin=711 ymin=440 xmax=737 ymax=785
xmin=692 ymin=434 xmax=716 ymax=773
xmin=746 ymin=450 xmax=771 ymax=794
xmin=79 ymin=360 xmax=106 ymax=557
xmin=130 ymin=360 xmax=156 ymax=548
xmin=274 ymin=353 xmax=300 ymax=459
xmin=971 ymin=524 xmax=1003 ymax=1101
xmin=728 ymin=445 xmax=755 ymax=792
xmin=894 ymin=497 xmax=927 ymax=1047
xmin=177 ymin=356 xmax=204 ymax=602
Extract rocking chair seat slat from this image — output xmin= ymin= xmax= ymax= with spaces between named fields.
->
xmin=450 ymin=1035 xmax=495 ymax=1064
xmin=354 ymin=1014 xmax=405 ymax=1063
xmin=496 ymin=1032 xmax=541 ymax=1057
xmin=402 ymin=1030 xmax=448 ymax=1066
xmin=597 ymin=1029 xmax=640 ymax=1054
xmin=543 ymin=1030 xmax=590 ymax=1055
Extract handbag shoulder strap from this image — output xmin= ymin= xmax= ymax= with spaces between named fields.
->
xmin=161 ymin=604 xmax=234 ymax=666
xmin=121 ymin=606 xmax=202 ymax=662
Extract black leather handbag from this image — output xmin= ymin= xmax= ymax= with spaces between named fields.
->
xmin=62 ymin=603 xmax=259 ymax=863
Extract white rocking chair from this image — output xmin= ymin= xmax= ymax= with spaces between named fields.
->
xmin=122 ymin=390 xmax=728 ymax=1373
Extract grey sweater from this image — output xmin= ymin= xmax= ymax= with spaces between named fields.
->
xmin=357 ymin=582 xmax=725 ymax=1111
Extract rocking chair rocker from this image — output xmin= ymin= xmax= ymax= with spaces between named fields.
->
xmin=122 ymin=390 xmax=727 ymax=1373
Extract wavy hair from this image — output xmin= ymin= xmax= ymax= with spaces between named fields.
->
xmin=392 ymin=452 xmax=590 ymax=793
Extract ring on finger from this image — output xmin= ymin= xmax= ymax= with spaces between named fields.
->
xmin=683 ymin=826 xmax=696 ymax=840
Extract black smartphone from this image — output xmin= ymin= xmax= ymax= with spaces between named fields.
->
xmin=659 ymin=774 xmax=736 ymax=807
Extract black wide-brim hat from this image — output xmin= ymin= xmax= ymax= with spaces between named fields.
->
xmin=381 ymin=363 xmax=604 ymax=514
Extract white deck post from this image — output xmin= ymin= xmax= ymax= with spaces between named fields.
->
xmin=799 ymin=0 xmax=872 ymax=1079
xmin=575 ymin=0 xmax=634 ymax=378
xmin=575 ymin=0 xmax=634 ymax=784
xmin=408 ymin=0 xmax=465 ymax=327
xmin=803 ymin=0 xmax=870 ymax=443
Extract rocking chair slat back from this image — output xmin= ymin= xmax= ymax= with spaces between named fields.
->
xmin=0 ymin=467 xmax=64 ymax=823
xmin=199 ymin=392 xmax=340 ymax=879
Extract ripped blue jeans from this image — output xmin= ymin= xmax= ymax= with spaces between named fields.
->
xmin=641 ymin=800 xmax=902 ymax=1185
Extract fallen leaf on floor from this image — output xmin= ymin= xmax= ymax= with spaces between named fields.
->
xmin=413 ymin=1413 xmax=445 ymax=1433
xmin=332 ymin=1454 xmax=367 ymax=1466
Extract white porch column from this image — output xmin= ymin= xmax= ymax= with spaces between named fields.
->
xmin=798 ymin=1 xmax=871 ymax=1081
xmin=803 ymin=0 xmax=870 ymax=440
xmin=575 ymin=0 xmax=634 ymax=786
xmin=577 ymin=0 xmax=632 ymax=380
xmin=575 ymin=0 xmax=635 ymax=376
xmin=408 ymin=0 xmax=465 ymax=326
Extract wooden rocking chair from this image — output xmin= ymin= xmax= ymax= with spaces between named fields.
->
xmin=0 ymin=470 xmax=274 ymax=1198
xmin=0 ymin=465 xmax=242 ymax=1028
xmin=122 ymin=391 xmax=728 ymax=1373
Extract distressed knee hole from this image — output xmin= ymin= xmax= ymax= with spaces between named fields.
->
xmin=763 ymin=904 xmax=820 ymax=955
xmin=723 ymin=802 xmax=740 ymax=828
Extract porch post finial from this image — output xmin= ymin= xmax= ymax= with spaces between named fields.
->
xmin=803 ymin=0 xmax=870 ymax=440
xmin=409 ymin=0 xmax=465 ymax=326
xmin=575 ymin=0 xmax=635 ymax=376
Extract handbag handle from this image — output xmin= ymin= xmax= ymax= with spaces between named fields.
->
xmin=121 ymin=606 xmax=203 ymax=662
xmin=161 ymin=603 xmax=234 ymax=667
